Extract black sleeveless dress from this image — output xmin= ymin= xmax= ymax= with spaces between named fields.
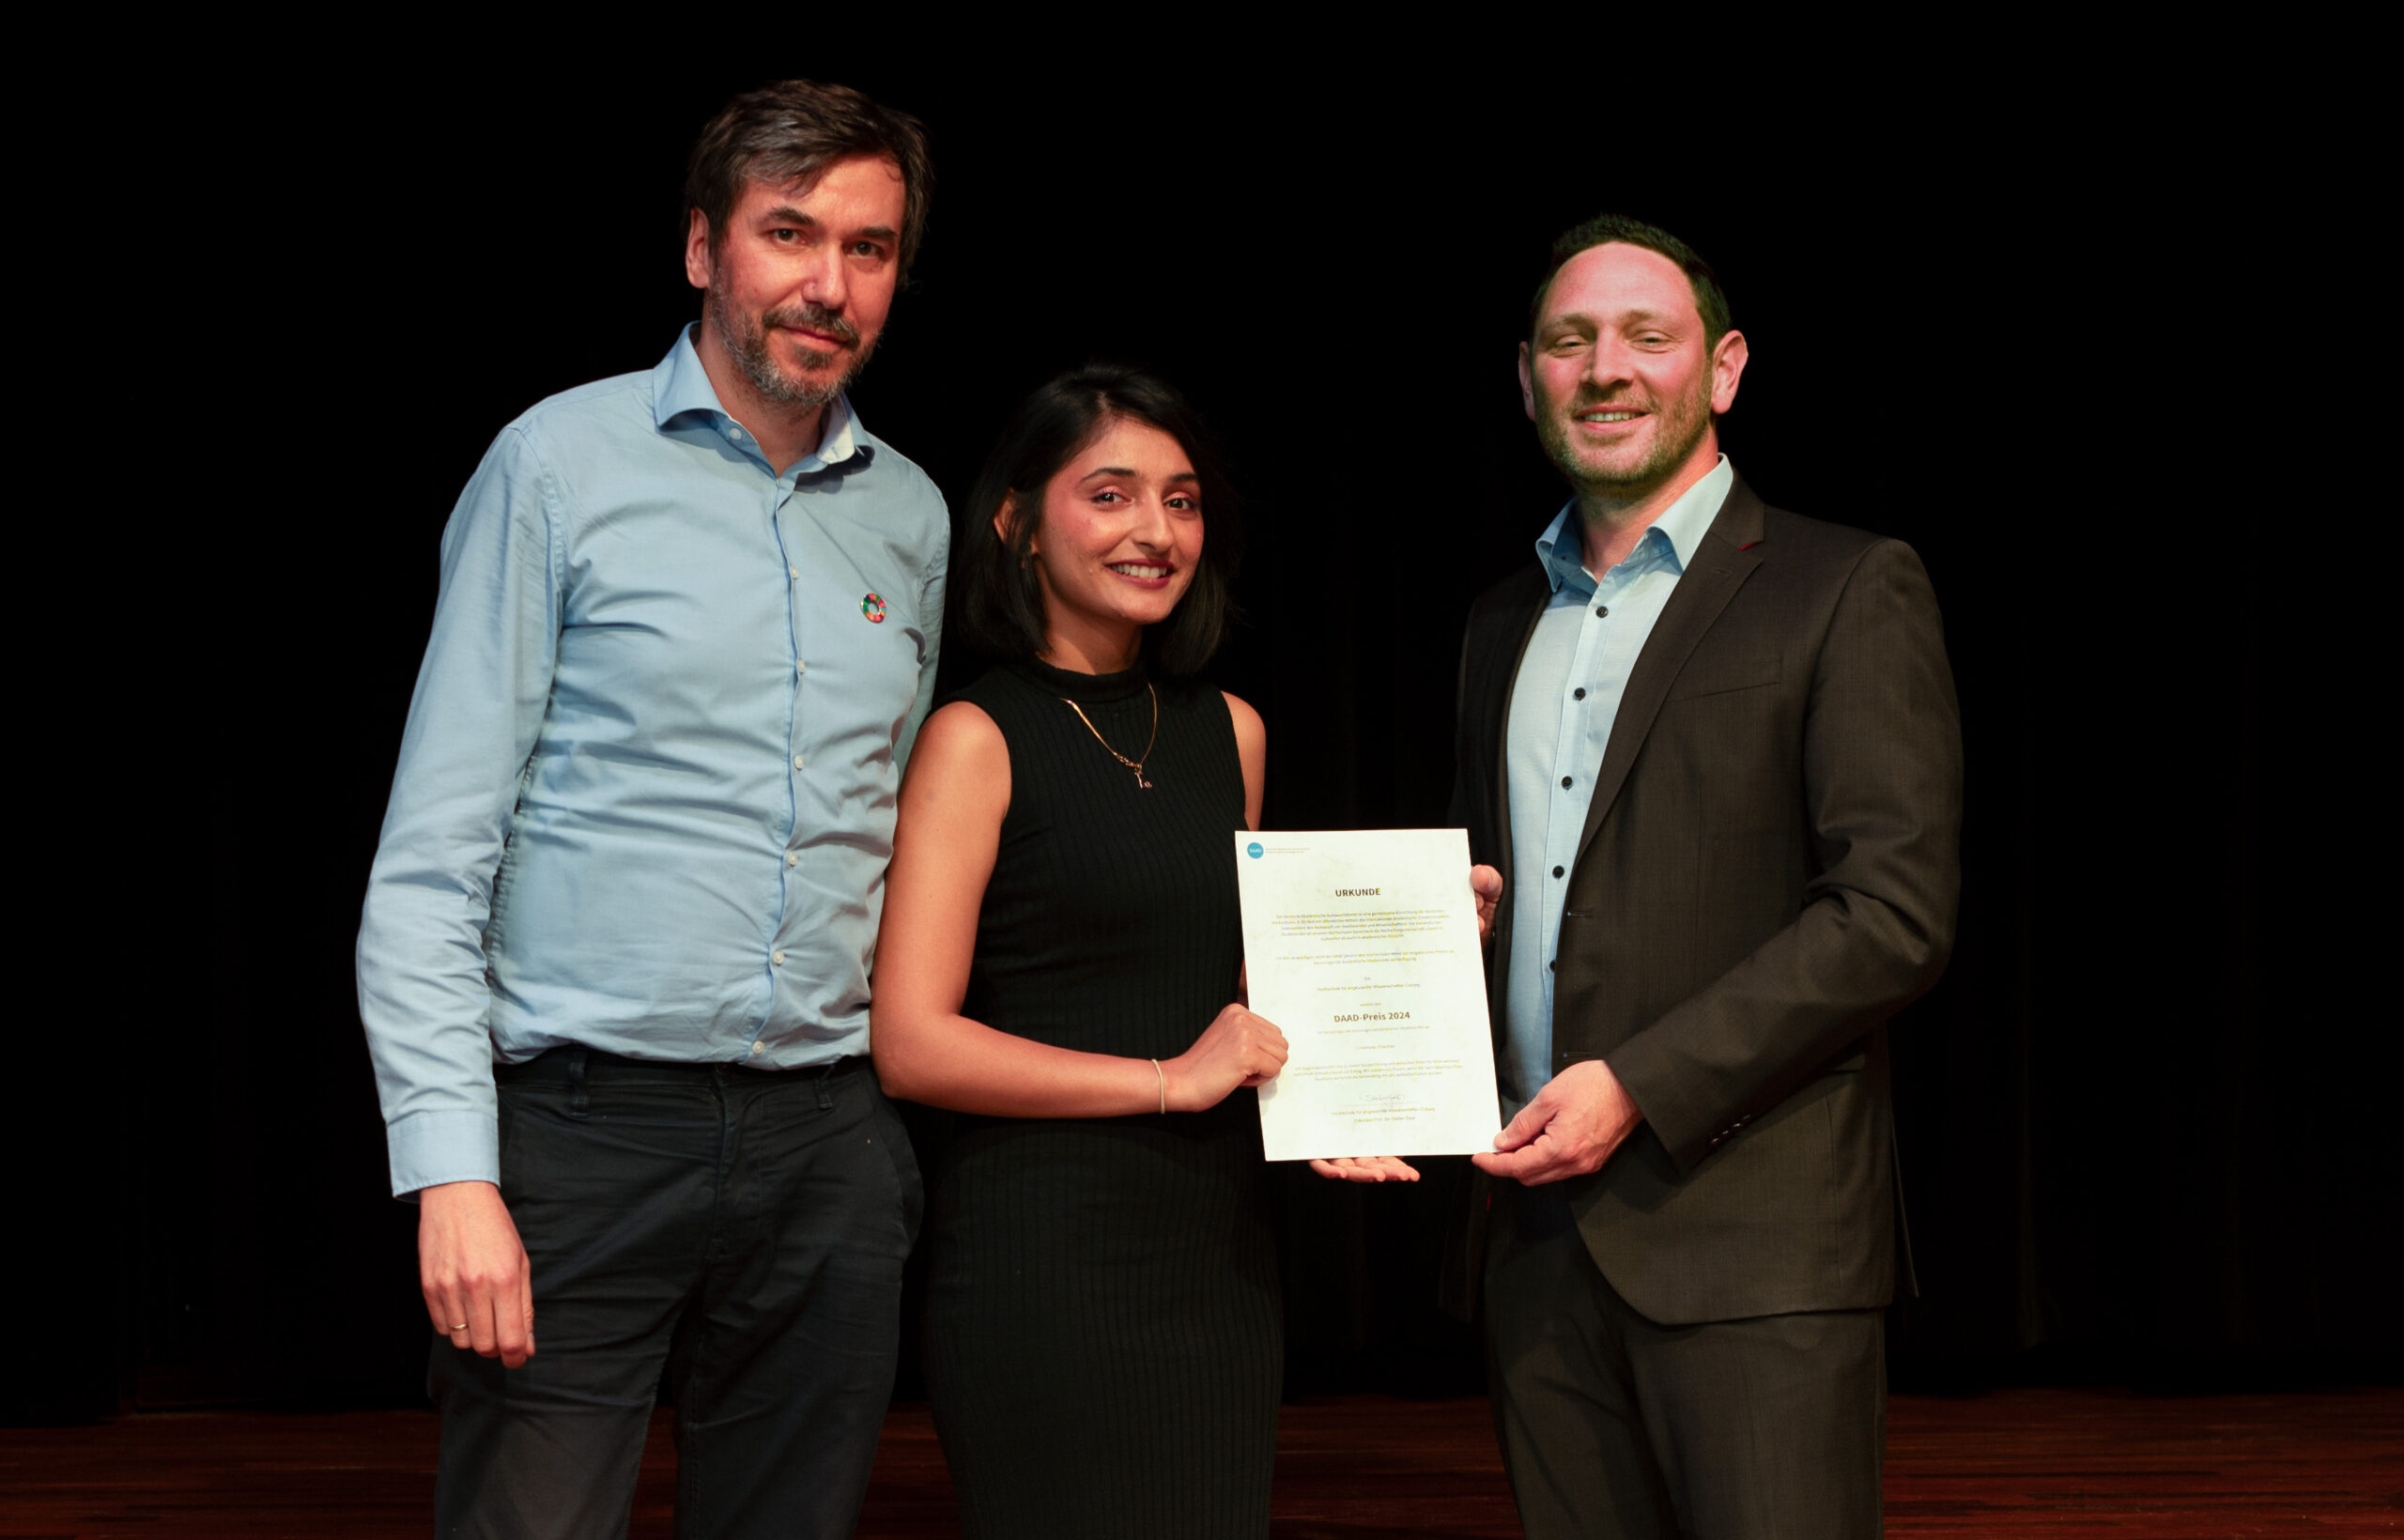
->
xmin=922 ymin=658 xmax=1280 ymax=1539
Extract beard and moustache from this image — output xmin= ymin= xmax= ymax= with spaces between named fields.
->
xmin=708 ymin=266 xmax=874 ymax=412
xmin=1534 ymin=367 xmax=1716 ymax=498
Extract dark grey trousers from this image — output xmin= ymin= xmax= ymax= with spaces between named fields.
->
xmin=430 ymin=1050 xmax=920 ymax=1540
xmin=1484 ymin=1183 xmax=1884 ymax=1540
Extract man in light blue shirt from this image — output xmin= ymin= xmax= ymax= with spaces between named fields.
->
xmin=355 ymin=82 xmax=946 ymax=1539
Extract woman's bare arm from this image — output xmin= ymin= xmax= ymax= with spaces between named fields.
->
xmin=1225 ymin=691 xmax=1266 ymax=833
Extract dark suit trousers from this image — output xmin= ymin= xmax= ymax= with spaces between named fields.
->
xmin=429 ymin=1050 xmax=921 ymax=1540
xmin=1485 ymin=1183 xmax=1884 ymax=1540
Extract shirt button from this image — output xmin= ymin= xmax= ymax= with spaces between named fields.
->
xmin=1552 ymin=865 xmax=1564 ymax=877
xmin=793 ymin=755 xmax=806 ymax=770
xmin=772 ymin=950 xmax=786 ymax=965
xmin=730 ymin=426 xmax=747 ymax=440
xmin=789 ymin=565 xmax=800 ymax=579
xmin=1573 ymin=687 xmax=1587 ymax=701
xmin=1595 ymin=605 xmax=1610 ymax=618
xmin=750 ymin=1041 xmax=765 ymax=1055
xmin=1561 ymin=776 xmax=1573 ymax=789
xmin=795 ymin=659 xmax=807 ymax=675
xmin=787 ymin=851 xmax=799 ymax=866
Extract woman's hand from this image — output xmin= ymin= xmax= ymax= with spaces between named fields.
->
xmin=1163 ymin=1004 xmax=1288 ymax=1112
xmin=1308 ymin=1156 xmax=1421 ymax=1183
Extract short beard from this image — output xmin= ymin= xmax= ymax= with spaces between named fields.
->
xmin=708 ymin=269 xmax=873 ymax=411
xmin=1535 ymin=374 xmax=1714 ymax=499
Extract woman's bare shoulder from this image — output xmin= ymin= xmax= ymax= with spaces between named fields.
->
xmin=1220 ymin=691 xmax=1265 ymax=745
xmin=904 ymin=701 xmax=1012 ymax=808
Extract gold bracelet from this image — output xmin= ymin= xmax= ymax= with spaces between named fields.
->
xmin=1151 ymin=1058 xmax=1165 ymax=1116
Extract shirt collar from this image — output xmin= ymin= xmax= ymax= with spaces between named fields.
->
xmin=1532 ymin=454 xmax=1735 ymax=593
xmin=650 ymin=324 xmax=867 ymax=472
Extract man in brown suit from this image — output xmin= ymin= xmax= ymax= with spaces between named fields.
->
xmin=1452 ymin=214 xmax=1963 ymax=1538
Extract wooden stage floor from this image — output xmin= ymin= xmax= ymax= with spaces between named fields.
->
xmin=4 ymin=1387 xmax=2398 ymax=1536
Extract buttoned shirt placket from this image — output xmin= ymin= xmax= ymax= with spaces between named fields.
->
xmin=719 ymin=411 xmax=855 ymax=1062
xmin=1530 ymin=536 xmax=1672 ymax=1024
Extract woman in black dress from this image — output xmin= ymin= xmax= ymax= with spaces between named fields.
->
xmin=871 ymin=366 xmax=1412 ymax=1538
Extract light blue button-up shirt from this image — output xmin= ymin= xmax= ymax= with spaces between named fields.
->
xmin=356 ymin=328 xmax=948 ymax=1196
xmin=1501 ymin=456 xmax=1734 ymax=1115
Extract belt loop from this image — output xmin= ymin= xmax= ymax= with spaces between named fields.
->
xmin=567 ymin=1047 xmax=590 ymax=1121
xmin=815 ymin=1061 xmax=836 ymax=1112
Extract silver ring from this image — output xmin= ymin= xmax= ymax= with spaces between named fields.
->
xmin=450 ymin=1323 xmax=469 ymax=1332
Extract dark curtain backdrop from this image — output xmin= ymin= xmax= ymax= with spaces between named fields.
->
xmin=28 ymin=57 xmax=2385 ymax=1423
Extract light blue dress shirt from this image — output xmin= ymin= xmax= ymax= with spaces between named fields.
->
xmin=1501 ymin=456 xmax=1734 ymax=1116
xmin=356 ymin=328 xmax=948 ymax=1196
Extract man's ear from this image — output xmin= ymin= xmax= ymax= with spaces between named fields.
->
xmin=1517 ymin=342 xmax=1536 ymax=423
xmin=1709 ymin=330 xmax=1749 ymax=415
xmin=683 ymin=208 xmax=714 ymax=293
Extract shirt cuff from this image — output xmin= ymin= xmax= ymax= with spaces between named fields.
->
xmin=387 ymin=1109 xmax=501 ymax=1200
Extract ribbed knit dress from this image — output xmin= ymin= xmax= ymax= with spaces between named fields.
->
xmin=923 ymin=657 xmax=1280 ymax=1539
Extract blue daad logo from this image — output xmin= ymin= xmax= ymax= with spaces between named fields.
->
xmin=1247 ymin=842 xmax=1264 ymax=858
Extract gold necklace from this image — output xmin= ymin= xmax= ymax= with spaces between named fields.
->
xmin=1063 ymin=684 xmax=1159 ymax=790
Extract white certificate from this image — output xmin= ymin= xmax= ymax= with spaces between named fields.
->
xmin=1234 ymin=828 xmax=1500 ymax=1162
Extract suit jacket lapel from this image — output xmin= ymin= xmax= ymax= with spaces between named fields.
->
xmin=1487 ymin=581 xmax=1549 ymax=885
xmin=1572 ymin=480 xmax=1766 ymax=870
xmin=1467 ymin=568 xmax=1548 ymax=1042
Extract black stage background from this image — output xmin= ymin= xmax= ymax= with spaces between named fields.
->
xmin=31 ymin=60 xmax=2386 ymax=1423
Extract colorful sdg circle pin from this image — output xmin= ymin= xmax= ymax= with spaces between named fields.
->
xmin=860 ymin=593 xmax=886 ymax=624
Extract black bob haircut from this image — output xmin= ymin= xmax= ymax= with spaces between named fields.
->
xmin=1527 ymin=212 xmax=1734 ymax=348
xmin=954 ymin=363 xmax=1241 ymax=678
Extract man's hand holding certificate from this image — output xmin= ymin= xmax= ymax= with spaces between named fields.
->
xmin=1234 ymin=829 xmax=1500 ymax=1162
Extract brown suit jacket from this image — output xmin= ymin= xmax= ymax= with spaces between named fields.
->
xmin=1449 ymin=474 xmax=1962 ymax=1325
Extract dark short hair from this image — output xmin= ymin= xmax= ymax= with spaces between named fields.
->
xmin=684 ymin=81 xmax=934 ymax=278
xmin=1527 ymin=213 xmax=1733 ymax=347
xmin=956 ymin=364 xmax=1241 ymax=678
